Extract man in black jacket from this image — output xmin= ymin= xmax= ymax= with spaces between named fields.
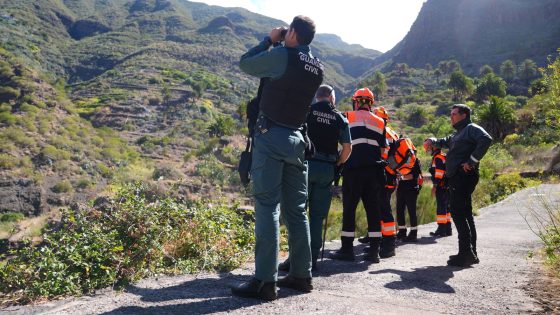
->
xmin=426 ymin=104 xmax=492 ymax=267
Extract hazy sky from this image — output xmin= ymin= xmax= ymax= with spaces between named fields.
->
xmin=190 ymin=0 xmax=427 ymax=52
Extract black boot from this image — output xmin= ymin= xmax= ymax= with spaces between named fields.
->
xmin=446 ymin=222 xmax=453 ymax=236
xmin=430 ymin=224 xmax=447 ymax=237
xmin=329 ymin=248 xmax=355 ymax=261
xmin=358 ymin=235 xmax=370 ymax=244
xmin=447 ymin=250 xmax=477 ymax=267
xmin=472 ymin=248 xmax=479 ymax=264
xmin=231 ymin=278 xmax=277 ymax=301
xmin=379 ymin=236 xmax=396 ymax=258
xmin=364 ymin=238 xmax=380 ymax=263
xmin=396 ymin=228 xmax=407 ymax=240
xmin=278 ymin=258 xmax=290 ymax=272
xmin=402 ymin=229 xmax=417 ymax=242
xmin=277 ymin=275 xmax=313 ymax=293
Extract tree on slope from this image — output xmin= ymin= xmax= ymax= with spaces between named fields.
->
xmin=448 ymin=70 xmax=473 ymax=101
xmin=476 ymin=96 xmax=516 ymax=140
xmin=479 ymin=65 xmax=494 ymax=77
xmin=500 ymin=60 xmax=516 ymax=82
xmin=518 ymin=59 xmax=537 ymax=84
xmin=474 ymin=73 xmax=507 ymax=102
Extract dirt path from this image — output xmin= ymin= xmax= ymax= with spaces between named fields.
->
xmin=4 ymin=184 xmax=559 ymax=315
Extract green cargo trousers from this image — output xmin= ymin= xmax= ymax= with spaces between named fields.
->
xmin=308 ymin=160 xmax=335 ymax=261
xmin=251 ymin=124 xmax=312 ymax=282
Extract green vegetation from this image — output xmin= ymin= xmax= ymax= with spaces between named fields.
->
xmin=0 ymin=212 xmax=25 ymax=240
xmin=0 ymin=184 xmax=254 ymax=305
xmin=0 ymin=212 xmax=24 ymax=223
xmin=52 ymin=180 xmax=73 ymax=193
xmin=540 ymin=201 xmax=560 ymax=277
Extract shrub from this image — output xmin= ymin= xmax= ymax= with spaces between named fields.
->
xmin=0 ymin=184 xmax=254 ymax=304
xmin=195 ymin=154 xmax=230 ymax=185
xmin=52 ymin=180 xmax=73 ymax=193
xmin=75 ymin=178 xmax=92 ymax=190
xmin=0 ymin=212 xmax=24 ymax=223
xmin=473 ymin=173 xmax=540 ymax=209
xmin=0 ymin=86 xmax=20 ymax=103
xmin=96 ymin=163 xmax=113 ymax=178
xmin=207 ymin=115 xmax=235 ymax=137
xmin=41 ymin=145 xmax=71 ymax=161
xmin=152 ymin=165 xmax=182 ymax=180
xmin=19 ymin=103 xmax=39 ymax=113
xmin=0 ymin=112 xmax=16 ymax=125
xmin=0 ymin=153 xmax=16 ymax=170
xmin=5 ymin=127 xmax=35 ymax=147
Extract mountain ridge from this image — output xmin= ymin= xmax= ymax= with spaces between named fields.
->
xmin=373 ymin=0 xmax=560 ymax=74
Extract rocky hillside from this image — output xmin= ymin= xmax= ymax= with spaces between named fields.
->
xmin=374 ymin=0 xmax=560 ymax=74
xmin=0 ymin=48 xmax=139 ymax=215
xmin=0 ymin=0 xmax=381 ymax=215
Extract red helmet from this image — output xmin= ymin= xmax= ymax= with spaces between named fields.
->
xmin=374 ymin=106 xmax=389 ymax=120
xmin=352 ymin=88 xmax=375 ymax=110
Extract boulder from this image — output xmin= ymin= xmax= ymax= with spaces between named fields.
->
xmin=0 ymin=179 xmax=44 ymax=216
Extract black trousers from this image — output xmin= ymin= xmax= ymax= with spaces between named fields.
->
xmin=341 ymin=166 xmax=383 ymax=248
xmin=448 ymin=170 xmax=479 ymax=254
xmin=396 ymin=186 xmax=418 ymax=228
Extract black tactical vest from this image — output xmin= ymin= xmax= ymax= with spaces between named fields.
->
xmin=307 ymin=101 xmax=343 ymax=156
xmin=259 ymin=47 xmax=324 ymax=129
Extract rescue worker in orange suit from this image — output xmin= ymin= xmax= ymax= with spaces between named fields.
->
xmin=396 ymin=152 xmax=422 ymax=242
xmin=424 ymin=139 xmax=452 ymax=237
xmin=329 ymin=87 xmax=387 ymax=263
xmin=358 ymin=106 xmax=397 ymax=258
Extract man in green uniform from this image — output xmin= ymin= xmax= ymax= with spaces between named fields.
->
xmin=230 ymin=16 xmax=323 ymax=300
xmin=278 ymin=85 xmax=351 ymax=272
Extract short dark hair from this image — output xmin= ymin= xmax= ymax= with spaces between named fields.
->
xmin=452 ymin=104 xmax=471 ymax=118
xmin=315 ymin=85 xmax=334 ymax=98
xmin=290 ymin=15 xmax=315 ymax=45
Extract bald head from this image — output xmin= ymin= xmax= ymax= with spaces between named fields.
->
xmin=315 ymin=85 xmax=335 ymax=104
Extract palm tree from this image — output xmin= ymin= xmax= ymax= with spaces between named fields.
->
xmin=370 ymin=71 xmax=387 ymax=99
xmin=500 ymin=60 xmax=516 ymax=82
xmin=476 ymin=96 xmax=516 ymax=140
xmin=448 ymin=70 xmax=473 ymax=101
xmin=479 ymin=65 xmax=494 ymax=77
xmin=434 ymin=69 xmax=442 ymax=84
xmin=474 ymin=73 xmax=507 ymax=102
xmin=438 ymin=61 xmax=449 ymax=75
xmin=518 ymin=59 xmax=537 ymax=84
xmin=447 ymin=60 xmax=462 ymax=73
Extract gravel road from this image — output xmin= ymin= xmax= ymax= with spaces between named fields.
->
xmin=4 ymin=184 xmax=559 ymax=315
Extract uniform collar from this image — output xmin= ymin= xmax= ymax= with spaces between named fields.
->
xmin=452 ymin=117 xmax=471 ymax=131
xmin=296 ymin=44 xmax=310 ymax=53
